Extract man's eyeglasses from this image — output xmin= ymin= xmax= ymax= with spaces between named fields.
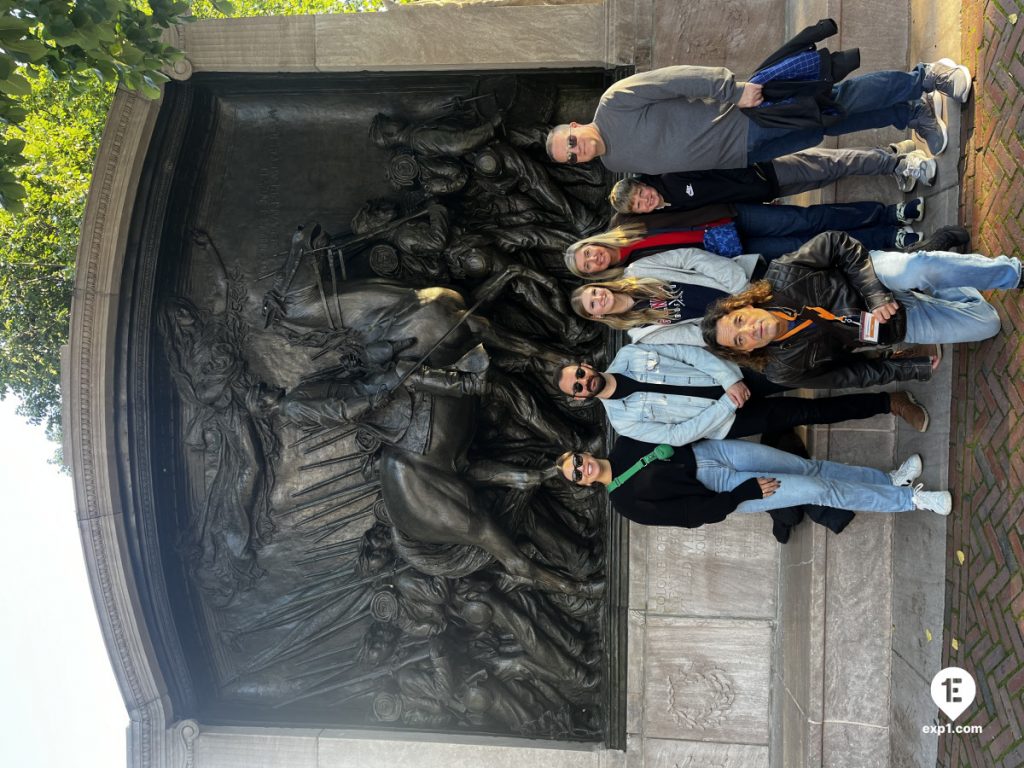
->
xmin=571 ymin=365 xmax=586 ymax=395
xmin=570 ymin=453 xmax=584 ymax=482
xmin=566 ymin=128 xmax=578 ymax=165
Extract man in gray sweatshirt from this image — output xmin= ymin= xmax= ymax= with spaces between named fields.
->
xmin=545 ymin=61 xmax=971 ymax=175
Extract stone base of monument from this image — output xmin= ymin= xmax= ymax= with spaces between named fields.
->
xmin=767 ymin=0 xmax=962 ymax=764
xmin=772 ymin=363 xmax=951 ymax=768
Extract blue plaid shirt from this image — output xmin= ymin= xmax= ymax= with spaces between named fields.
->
xmin=749 ymin=50 xmax=821 ymax=85
xmin=749 ymin=50 xmax=821 ymax=109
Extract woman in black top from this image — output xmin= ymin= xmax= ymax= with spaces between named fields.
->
xmin=556 ymin=436 xmax=952 ymax=524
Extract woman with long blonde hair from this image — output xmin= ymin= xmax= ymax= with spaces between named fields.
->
xmin=567 ymin=242 xmax=758 ymax=346
xmin=562 ymin=224 xmax=647 ymax=279
xmin=569 ymin=277 xmax=678 ymax=330
xmin=562 ymin=216 xmax=762 ymax=279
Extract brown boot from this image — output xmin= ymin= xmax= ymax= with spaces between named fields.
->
xmin=890 ymin=391 xmax=929 ymax=432
xmin=891 ymin=343 xmax=942 ymax=370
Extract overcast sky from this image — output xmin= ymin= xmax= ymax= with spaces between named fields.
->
xmin=0 ymin=397 xmax=127 ymax=768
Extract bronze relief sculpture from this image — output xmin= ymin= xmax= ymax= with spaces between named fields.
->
xmin=156 ymin=92 xmax=614 ymax=738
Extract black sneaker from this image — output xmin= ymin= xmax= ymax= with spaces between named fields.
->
xmin=910 ymin=225 xmax=970 ymax=253
xmin=895 ymin=226 xmax=921 ymax=249
xmin=896 ymin=196 xmax=925 ymax=224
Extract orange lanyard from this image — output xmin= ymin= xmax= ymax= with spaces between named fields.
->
xmin=806 ymin=306 xmax=847 ymax=322
xmin=770 ymin=309 xmax=808 ymax=342
xmin=772 ymin=306 xmax=853 ymax=342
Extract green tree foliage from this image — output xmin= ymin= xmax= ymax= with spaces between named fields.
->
xmin=0 ymin=0 xmax=384 ymax=446
xmin=0 ymin=1 xmax=201 ymax=212
xmin=191 ymin=0 xmax=385 ymax=16
xmin=0 ymin=73 xmax=112 ymax=441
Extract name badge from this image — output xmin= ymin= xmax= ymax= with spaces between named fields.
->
xmin=858 ymin=311 xmax=880 ymax=343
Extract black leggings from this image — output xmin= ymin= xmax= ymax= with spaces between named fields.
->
xmin=725 ymin=392 xmax=890 ymax=438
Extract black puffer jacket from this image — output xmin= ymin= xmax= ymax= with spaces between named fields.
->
xmin=759 ymin=231 xmax=933 ymax=388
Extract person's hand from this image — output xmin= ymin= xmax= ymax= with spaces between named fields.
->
xmin=757 ymin=477 xmax=780 ymax=497
xmin=872 ymin=301 xmax=900 ymax=323
xmin=726 ymin=381 xmax=751 ymax=408
xmin=738 ymin=83 xmax=764 ymax=108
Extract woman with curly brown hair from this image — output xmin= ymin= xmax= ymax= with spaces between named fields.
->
xmin=700 ymin=231 xmax=1021 ymax=389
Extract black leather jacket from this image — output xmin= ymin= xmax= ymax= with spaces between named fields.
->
xmin=759 ymin=231 xmax=933 ymax=388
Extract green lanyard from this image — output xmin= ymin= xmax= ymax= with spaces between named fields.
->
xmin=608 ymin=444 xmax=675 ymax=492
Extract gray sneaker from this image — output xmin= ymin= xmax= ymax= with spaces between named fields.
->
xmin=910 ymin=93 xmax=948 ymax=155
xmin=888 ymin=140 xmax=921 ymax=191
xmin=911 ymin=225 xmax=970 ymax=252
xmin=923 ymin=58 xmax=973 ymax=103
xmin=895 ymin=171 xmax=916 ymax=193
xmin=888 ymin=139 xmax=919 ymax=156
xmin=895 ymin=150 xmax=937 ymax=191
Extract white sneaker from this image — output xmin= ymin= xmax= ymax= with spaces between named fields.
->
xmin=889 ymin=454 xmax=923 ymax=486
xmin=895 ymin=150 xmax=937 ymax=188
xmin=889 ymin=140 xmax=922 ymax=192
xmin=895 ymin=169 xmax=918 ymax=194
xmin=912 ymin=484 xmax=952 ymax=515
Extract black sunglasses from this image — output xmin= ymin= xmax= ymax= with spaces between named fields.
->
xmin=570 ymin=453 xmax=584 ymax=483
xmin=571 ymin=365 xmax=586 ymax=395
xmin=566 ymin=130 xmax=578 ymax=165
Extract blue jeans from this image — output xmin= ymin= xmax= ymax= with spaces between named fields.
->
xmin=870 ymin=249 xmax=1022 ymax=291
xmin=692 ymin=439 xmax=915 ymax=513
xmin=746 ymin=66 xmax=926 ymax=163
xmin=736 ymin=201 xmax=898 ymax=258
xmin=898 ymin=287 xmax=1002 ymax=344
xmin=868 ymin=249 xmax=1018 ymax=344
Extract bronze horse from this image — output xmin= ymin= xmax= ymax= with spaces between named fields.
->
xmin=264 ymin=240 xmax=600 ymax=597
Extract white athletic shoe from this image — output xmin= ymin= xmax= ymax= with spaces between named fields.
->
xmin=912 ymin=484 xmax=952 ymax=515
xmin=889 ymin=454 xmax=923 ymax=486
xmin=895 ymin=151 xmax=937 ymax=189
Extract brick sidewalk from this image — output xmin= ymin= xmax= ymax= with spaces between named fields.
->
xmin=942 ymin=2 xmax=1024 ymax=766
